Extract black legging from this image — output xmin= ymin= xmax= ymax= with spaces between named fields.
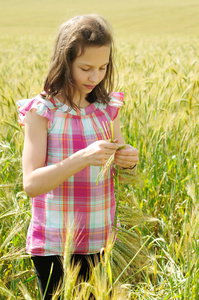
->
xmin=31 ymin=253 xmax=100 ymax=300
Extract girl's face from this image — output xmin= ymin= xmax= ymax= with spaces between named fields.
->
xmin=71 ymin=45 xmax=110 ymax=102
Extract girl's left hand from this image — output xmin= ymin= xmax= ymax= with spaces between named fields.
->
xmin=114 ymin=144 xmax=139 ymax=169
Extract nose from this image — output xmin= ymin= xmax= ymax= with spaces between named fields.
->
xmin=89 ymin=70 xmax=100 ymax=83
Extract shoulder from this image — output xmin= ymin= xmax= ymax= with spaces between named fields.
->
xmin=103 ymin=92 xmax=124 ymax=121
xmin=17 ymin=94 xmax=55 ymax=126
xmin=25 ymin=108 xmax=48 ymax=129
xmin=109 ymin=92 xmax=124 ymax=104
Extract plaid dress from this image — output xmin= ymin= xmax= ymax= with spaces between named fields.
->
xmin=17 ymin=92 xmax=123 ymax=255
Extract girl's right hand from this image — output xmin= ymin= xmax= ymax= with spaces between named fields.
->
xmin=83 ymin=140 xmax=117 ymax=166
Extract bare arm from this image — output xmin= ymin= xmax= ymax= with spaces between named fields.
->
xmin=23 ymin=109 xmax=117 ymax=197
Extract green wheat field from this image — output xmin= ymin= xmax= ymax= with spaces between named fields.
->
xmin=1 ymin=0 xmax=199 ymax=298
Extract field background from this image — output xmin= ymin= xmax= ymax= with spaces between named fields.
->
xmin=1 ymin=0 xmax=199 ymax=37
xmin=1 ymin=0 xmax=199 ymax=299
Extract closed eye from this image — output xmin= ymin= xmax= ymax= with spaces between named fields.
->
xmin=81 ymin=68 xmax=90 ymax=72
xmin=80 ymin=63 xmax=109 ymax=72
xmin=81 ymin=67 xmax=106 ymax=71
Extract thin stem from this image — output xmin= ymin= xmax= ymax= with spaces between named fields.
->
xmin=113 ymin=166 xmax=120 ymax=230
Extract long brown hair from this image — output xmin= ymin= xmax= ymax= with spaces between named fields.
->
xmin=43 ymin=14 xmax=115 ymax=109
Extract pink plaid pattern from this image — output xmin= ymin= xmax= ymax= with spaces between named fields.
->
xmin=17 ymin=93 xmax=123 ymax=255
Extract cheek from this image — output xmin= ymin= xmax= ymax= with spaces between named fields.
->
xmin=100 ymin=71 xmax=107 ymax=82
xmin=73 ymin=71 xmax=84 ymax=85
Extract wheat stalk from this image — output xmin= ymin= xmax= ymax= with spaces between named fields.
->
xmin=96 ymin=121 xmax=126 ymax=185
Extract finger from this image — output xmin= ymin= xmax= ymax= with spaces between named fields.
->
xmin=116 ymin=148 xmax=139 ymax=156
xmin=104 ymin=150 xmax=115 ymax=158
xmin=114 ymin=156 xmax=139 ymax=165
xmin=104 ymin=142 xmax=119 ymax=151
xmin=115 ymin=153 xmax=139 ymax=163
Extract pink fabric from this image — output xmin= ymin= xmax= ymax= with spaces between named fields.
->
xmin=17 ymin=92 xmax=124 ymax=255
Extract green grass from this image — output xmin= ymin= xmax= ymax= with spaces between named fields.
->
xmin=1 ymin=0 xmax=199 ymax=298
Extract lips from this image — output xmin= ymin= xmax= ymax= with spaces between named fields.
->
xmin=84 ymin=85 xmax=96 ymax=90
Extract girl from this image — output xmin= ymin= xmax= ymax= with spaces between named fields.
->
xmin=17 ymin=14 xmax=139 ymax=299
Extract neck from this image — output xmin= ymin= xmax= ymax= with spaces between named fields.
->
xmin=72 ymin=91 xmax=90 ymax=109
xmin=55 ymin=91 xmax=90 ymax=109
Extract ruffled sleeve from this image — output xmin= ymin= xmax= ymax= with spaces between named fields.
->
xmin=105 ymin=92 xmax=124 ymax=121
xmin=17 ymin=95 xmax=55 ymax=127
